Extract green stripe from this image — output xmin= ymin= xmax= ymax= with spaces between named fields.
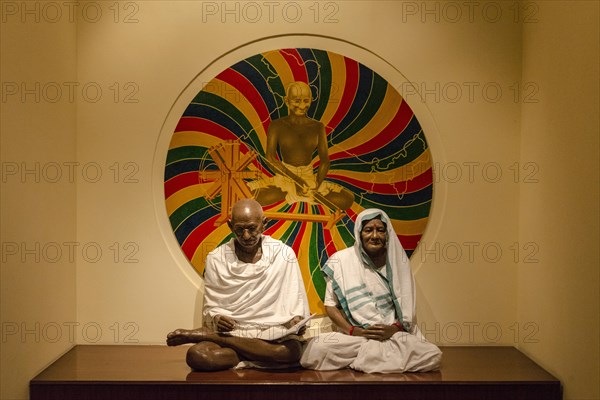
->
xmin=356 ymin=198 xmax=431 ymax=221
xmin=330 ymin=73 xmax=388 ymax=145
xmin=166 ymin=146 xmax=207 ymax=165
xmin=337 ymin=217 xmax=356 ymax=247
xmin=348 ymin=292 xmax=370 ymax=304
xmin=349 ymin=299 xmax=372 ymax=312
xmin=374 ymin=294 xmax=391 ymax=301
xmin=169 ymin=197 xmax=211 ymax=231
xmin=333 ymin=130 xmax=429 ymax=173
xmin=309 ymin=221 xmax=326 ymax=301
xmin=346 ymin=284 xmax=366 ymax=295
xmin=312 ymin=49 xmax=332 ymax=121
xmin=278 ymin=221 xmax=297 ymax=243
xmin=247 ymin=54 xmax=286 ymax=118
xmin=322 ymin=261 xmax=361 ymax=327
xmin=192 ymin=91 xmax=265 ymax=157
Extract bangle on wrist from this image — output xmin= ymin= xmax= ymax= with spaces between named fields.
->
xmin=348 ymin=326 xmax=356 ymax=336
xmin=392 ymin=322 xmax=403 ymax=332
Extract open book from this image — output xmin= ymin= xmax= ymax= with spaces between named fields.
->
xmin=254 ymin=314 xmax=315 ymax=341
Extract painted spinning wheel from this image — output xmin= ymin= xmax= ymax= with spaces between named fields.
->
xmin=164 ymin=48 xmax=433 ymax=313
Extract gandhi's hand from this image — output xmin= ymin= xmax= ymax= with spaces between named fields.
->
xmin=294 ymin=177 xmax=314 ymax=196
xmin=284 ymin=316 xmax=307 ymax=335
xmin=215 ymin=315 xmax=236 ymax=332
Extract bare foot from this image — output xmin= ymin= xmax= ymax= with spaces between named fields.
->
xmin=166 ymin=328 xmax=211 ymax=346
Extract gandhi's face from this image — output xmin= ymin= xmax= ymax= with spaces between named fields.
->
xmin=286 ymin=86 xmax=312 ymax=117
xmin=228 ymin=206 xmax=265 ymax=250
xmin=360 ymin=218 xmax=387 ymax=258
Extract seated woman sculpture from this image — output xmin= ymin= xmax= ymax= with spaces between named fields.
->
xmin=300 ymin=208 xmax=442 ymax=373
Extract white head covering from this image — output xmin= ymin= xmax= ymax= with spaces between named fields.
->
xmin=352 ymin=208 xmax=416 ymax=332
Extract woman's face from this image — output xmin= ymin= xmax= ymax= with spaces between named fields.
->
xmin=360 ymin=218 xmax=387 ymax=258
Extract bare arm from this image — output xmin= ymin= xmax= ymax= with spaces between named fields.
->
xmin=315 ymin=124 xmax=330 ymax=188
xmin=325 ymin=305 xmax=353 ymax=335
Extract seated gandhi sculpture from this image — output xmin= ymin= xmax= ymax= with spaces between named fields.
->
xmin=167 ymin=199 xmax=310 ymax=370
xmin=249 ymin=81 xmax=354 ymax=210
xmin=300 ymin=208 xmax=442 ymax=373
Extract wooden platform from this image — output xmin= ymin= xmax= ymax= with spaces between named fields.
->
xmin=30 ymin=345 xmax=562 ymax=400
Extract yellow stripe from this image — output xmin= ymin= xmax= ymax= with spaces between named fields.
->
xmin=330 ymin=85 xmax=402 ymax=152
xmin=391 ymin=218 xmax=429 ymax=236
xmin=262 ymin=50 xmax=295 ymax=97
xmin=270 ymin=220 xmax=294 ymax=240
xmin=321 ymin=52 xmax=347 ymax=128
xmin=329 ymin=149 xmax=433 ymax=183
xmin=295 ymin=223 xmax=323 ymax=313
xmin=209 ymin=78 xmax=267 ymax=148
xmin=190 ymin=223 xmax=232 ymax=274
xmin=350 ymin=203 xmax=366 ymax=221
xmin=165 ymin=184 xmax=205 ymax=216
xmin=169 ymin=131 xmax=223 ymax=149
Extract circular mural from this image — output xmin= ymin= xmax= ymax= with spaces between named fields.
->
xmin=164 ymin=48 xmax=433 ymax=313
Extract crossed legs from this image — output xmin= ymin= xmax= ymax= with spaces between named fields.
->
xmin=167 ymin=328 xmax=303 ymax=371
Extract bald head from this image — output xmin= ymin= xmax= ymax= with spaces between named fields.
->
xmin=228 ymin=199 xmax=265 ymax=251
xmin=231 ymin=199 xmax=263 ymax=223
xmin=285 ymin=82 xmax=312 ymax=118
xmin=285 ymin=81 xmax=311 ymax=98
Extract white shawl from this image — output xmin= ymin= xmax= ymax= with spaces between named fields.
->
xmin=322 ymin=209 xmax=416 ymax=332
xmin=203 ymin=235 xmax=309 ymax=338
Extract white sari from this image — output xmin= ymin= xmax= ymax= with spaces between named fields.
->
xmin=301 ymin=209 xmax=441 ymax=373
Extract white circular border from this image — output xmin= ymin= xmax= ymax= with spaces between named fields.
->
xmin=152 ymin=34 xmax=447 ymax=288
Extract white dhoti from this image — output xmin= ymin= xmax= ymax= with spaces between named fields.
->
xmin=301 ymin=331 xmax=442 ymax=373
xmin=248 ymin=162 xmax=342 ymax=204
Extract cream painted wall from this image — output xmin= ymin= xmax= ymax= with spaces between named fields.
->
xmin=1 ymin=1 xmax=597 ymax=399
xmin=0 ymin=12 xmax=77 ymax=400
xmin=72 ymin=2 xmax=521 ymax=344
xmin=518 ymin=2 xmax=600 ymax=400
xmin=74 ymin=0 xmax=522 ymax=348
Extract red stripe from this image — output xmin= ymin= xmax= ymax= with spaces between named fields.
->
xmin=290 ymin=215 xmax=308 ymax=256
xmin=181 ymin=214 xmax=221 ymax=260
xmin=175 ymin=117 xmax=237 ymax=142
xmin=263 ymin=200 xmax=285 ymax=212
xmin=165 ymin=171 xmax=198 ymax=199
xmin=346 ymin=208 xmax=358 ymax=222
xmin=251 ymin=159 xmax=272 ymax=177
xmin=314 ymin=205 xmax=338 ymax=257
xmin=263 ymin=202 xmax=288 ymax=235
xmin=280 ymin=49 xmax=308 ymax=83
xmin=327 ymin=168 xmax=433 ymax=194
xmin=330 ymin=100 xmax=413 ymax=161
xmin=174 ymin=117 xmax=255 ymax=156
xmin=216 ymin=68 xmax=271 ymax=134
xmin=322 ymin=226 xmax=337 ymax=258
xmin=325 ymin=58 xmax=360 ymax=134
xmin=263 ymin=202 xmax=296 ymax=236
xmin=398 ymin=234 xmax=422 ymax=251
xmin=263 ymin=219 xmax=286 ymax=236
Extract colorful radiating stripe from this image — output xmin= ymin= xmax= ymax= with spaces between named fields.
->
xmin=164 ymin=48 xmax=434 ymax=314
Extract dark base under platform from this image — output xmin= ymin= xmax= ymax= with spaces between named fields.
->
xmin=30 ymin=345 xmax=562 ymax=400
